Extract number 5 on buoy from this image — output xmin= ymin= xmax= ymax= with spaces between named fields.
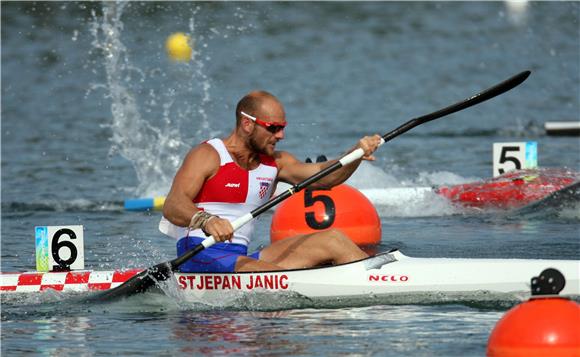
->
xmin=35 ymin=225 xmax=84 ymax=272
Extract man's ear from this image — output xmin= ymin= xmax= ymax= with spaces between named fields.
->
xmin=240 ymin=117 xmax=254 ymax=135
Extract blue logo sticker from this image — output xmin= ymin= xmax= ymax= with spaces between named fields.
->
xmin=525 ymin=142 xmax=538 ymax=168
xmin=35 ymin=226 xmax=49 ymax=271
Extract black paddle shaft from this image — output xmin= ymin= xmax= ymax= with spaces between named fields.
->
xmin=91 ymin=70 xmax=531 ymax=302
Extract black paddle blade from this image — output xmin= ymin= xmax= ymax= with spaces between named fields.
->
xmin=382 ymin=70 xmax=531 ymax=142
xmin=88 ymin=261 xmax=173 ymax=302
xmin=89 ymin=241 xmax=206 ymax=302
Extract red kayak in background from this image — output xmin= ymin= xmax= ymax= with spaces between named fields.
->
xmin=436 ymin=168 xmax=580 ymax=209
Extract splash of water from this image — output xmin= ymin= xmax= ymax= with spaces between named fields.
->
xmin=89 ymin=2 xmax=214 ymax=196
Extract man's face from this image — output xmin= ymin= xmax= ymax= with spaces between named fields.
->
xmin=245 ymin=102 xmax=286 ymax=156
xmin=248 ymin=114 xmax=285 ymax=156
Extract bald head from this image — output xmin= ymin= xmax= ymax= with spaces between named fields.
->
xmin=235 ymin=91 xmax=285 ymax=126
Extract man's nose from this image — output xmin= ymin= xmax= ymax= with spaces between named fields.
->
xmin=275 ymin=128 xmax=285 ymax=139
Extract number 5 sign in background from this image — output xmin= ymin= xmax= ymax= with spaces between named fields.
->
xmin=35 ymin=225 xmax=84 ymax=272
xmin=492 ymin=142 xmax=537 ymax=177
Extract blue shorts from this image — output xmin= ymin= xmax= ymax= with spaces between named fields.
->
xmin=176 ymin=236 xmax=261 ymax=273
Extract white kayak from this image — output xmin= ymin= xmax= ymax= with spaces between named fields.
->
xmin=172 ymin=250 xmax=580 ymax=305
xmin=2 ymin=250 xmax=579 ymax=307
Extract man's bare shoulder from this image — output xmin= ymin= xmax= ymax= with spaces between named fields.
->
xmin=180 ymin=142 xmax=220 ymax=175
xmin=185 ymin=142 xmax=219 ymax=160
xmin=273 ymin=150 xmax=300 ymax=165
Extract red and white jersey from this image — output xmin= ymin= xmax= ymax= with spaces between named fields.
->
xmin=159 ymin=138 xmax=278 ymax=246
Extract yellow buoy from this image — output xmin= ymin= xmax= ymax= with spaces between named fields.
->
xmin=165 ymin=32 xmax=192 ymax=62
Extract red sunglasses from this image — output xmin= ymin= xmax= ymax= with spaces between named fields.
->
xmin=241 ymin=111 xmax=286 ymax=134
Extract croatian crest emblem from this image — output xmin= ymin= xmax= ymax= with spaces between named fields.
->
xmin=258 ymin=181 xmax=270 ymax=199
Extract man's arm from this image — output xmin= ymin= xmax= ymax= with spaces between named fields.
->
xmin=275 ymin=135 xmax=382 ymax=189
xmin=163 ymin=143 xmax=217 ymax=226
xmin=162 ymin=143 xmax=235 ymax=242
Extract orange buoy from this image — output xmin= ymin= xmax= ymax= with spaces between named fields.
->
xmin=270 ymin=184 xmax=381 ymax=247
xmin=487 ymin=269 xmax=580 ymax=357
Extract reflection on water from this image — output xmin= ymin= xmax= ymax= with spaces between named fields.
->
xmin=33 ymin=316 xmax=92 ymax=355
xmin=170 ymin=310 xmax=303 ymax=355
xmin=1 ymin=315 xmax=93 ymax=355
xmin=166 ymin=306 xmax=505 ymax=356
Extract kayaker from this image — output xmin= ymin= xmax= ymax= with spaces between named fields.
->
xmin=160 ymin=90 xmax=382 ymax=273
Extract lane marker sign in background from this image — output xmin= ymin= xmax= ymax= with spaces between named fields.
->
xmin=35 ymin=225 xmax=84 ymax=272
xmin=493 ymin=142 xmax=537 ymax=177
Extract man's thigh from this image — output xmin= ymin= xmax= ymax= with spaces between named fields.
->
xmin=258 ymin=232 xmax=335 ymax=269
